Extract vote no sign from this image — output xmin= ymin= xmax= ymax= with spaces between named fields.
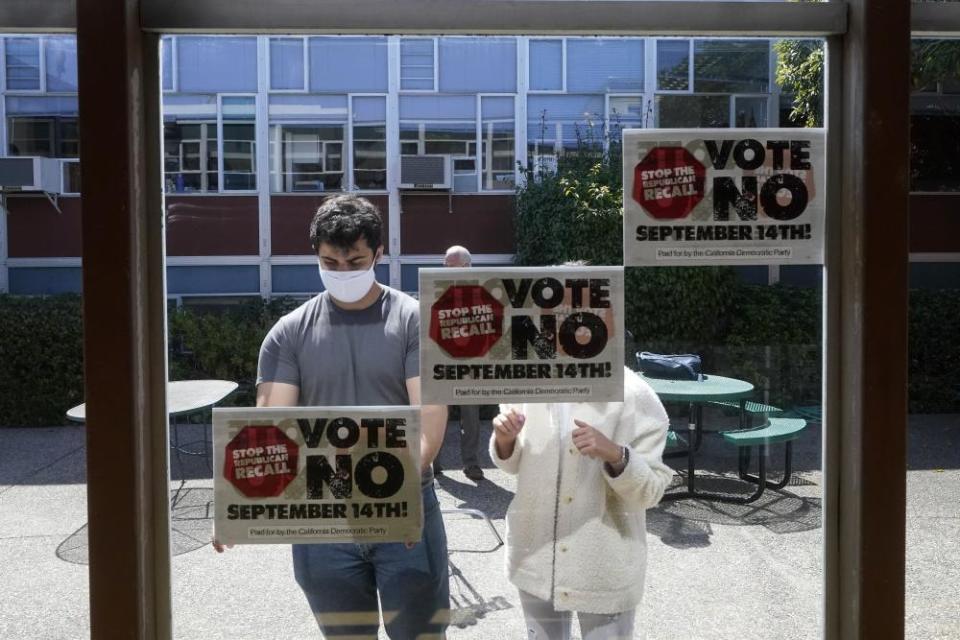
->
xmin=419 ymin=266 xmax=625 ymax=405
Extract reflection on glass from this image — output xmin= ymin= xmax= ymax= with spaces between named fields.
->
xmin=5 ymin=37 xmax=40 ymax=90
xmin=221 ymin=96 xmax=256 ymax=191
xmin=911 ymin=39 xmax=960 ymax=192
xmin=270 ymin=125 xmax=344 ymax=192
xmin=657 ymin=40 xmax=690 ymax=91
xmin=164 ymin=121 xmax=218 ymax=193
xmin=735 ymin=96 xmax=768 ymax=127
xmin=353 ymin=125 xmax=386 ymax=190
xmin=694 ymin=40 xmax=769 ymax=93
xmin=657 ymin=94 xmax=730 ymax=128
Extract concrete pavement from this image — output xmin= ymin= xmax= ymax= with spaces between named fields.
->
xmin=0 ymin=414 xmax=957 ymax=639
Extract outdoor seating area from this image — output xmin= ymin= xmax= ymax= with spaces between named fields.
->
xmin=1 ymin=412 xmax=956 ymax=639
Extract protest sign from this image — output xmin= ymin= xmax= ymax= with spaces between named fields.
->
xmin=623 ymin=128 xmax=826 ymax=266
xmin=419 ymin=266 xmax=625 ymax=404
xmin=213 ymin=406 xmax=421 ymax=545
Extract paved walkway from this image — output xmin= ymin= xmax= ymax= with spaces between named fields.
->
xmin=0 ymin=414 xmax=956 ymax=639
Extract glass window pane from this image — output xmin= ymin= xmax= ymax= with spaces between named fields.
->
xmin=482 ymin=96 xmax=515 ymax=190
xmin=5 ymin=37 xmax=40 ymax=90
xmin=401 ymin=38 xmax=435 ymax=90
xmin=530 ymin=39 xmax=564 ymax=91
xmin=163 ymin=121 xmax=218 ymax=193
xmin=657 ymin=39 xmax=690 ymax=91
xmin=270 ymin=124 xmax=345 ymax=192
xmin=438 ymin=37 xmax=517 ymax=93
xmin=309 ymin=36 xmax=388 ymax=92
xmin=353 ymin=96 xmax=386 ymax=190
xmin=44 ymin=36 xmax=78 ymax=92
xmin=694 ymin=39 xmax=770 ymax=93
xmin=177 ymin=36 xmax=257 ymax=92
xmin=162 ymin=37 xmax=173 ymax=91
xmin=7 ymin=116 xmax=54 ymax=156
xmin=911 ymin=39 xmax=960 ymax=191
xmin=657 ymin=94 xmax=730 ymax=128
xmin=270 ymin=38 xmax=305 ymax=91
xmin=566 ymin=38 xmax=644 ymax=93
xmin=735 ymin=96 xmax=768 ymax=127
xmin=399 ymin=94 xmax=475 ymax=121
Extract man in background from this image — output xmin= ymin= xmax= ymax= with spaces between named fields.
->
xmin=442 ymin=245 xmax=485 ymax=482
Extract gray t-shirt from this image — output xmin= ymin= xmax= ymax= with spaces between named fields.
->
xmin=257 ymin=286 xmax=431 ymax=484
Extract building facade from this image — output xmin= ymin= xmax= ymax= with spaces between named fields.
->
xmin=0 ymin=34 xmax=956 ymax=299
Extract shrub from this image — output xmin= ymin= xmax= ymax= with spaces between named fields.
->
xmin=167 ymin=297 xmax=300 ymax=407
xmin=0 ymin=294 xmax=84 ymax=426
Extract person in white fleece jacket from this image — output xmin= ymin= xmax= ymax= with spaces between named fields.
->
xmin=489 ymin=367 xmax=673 ymax=640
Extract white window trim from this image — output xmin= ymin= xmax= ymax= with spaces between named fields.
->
xmin=217 ymin=92 xmax=258 ymax=194
xmin=266 ymin=36 xmax=309 ymax=94
xmin=526 ymin=36 xmax=566 ymax=94
xmin=399 ymin=36 xmax=438 ymax=93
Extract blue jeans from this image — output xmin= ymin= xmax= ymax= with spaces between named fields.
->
xmin=292 ymin=484 xmax=449 ymax=639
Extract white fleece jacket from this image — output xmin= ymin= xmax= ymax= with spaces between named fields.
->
xmin=489 ymin=368 xmax=673 ymax=614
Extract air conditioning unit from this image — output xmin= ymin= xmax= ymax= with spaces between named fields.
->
xmin=400 ymin=154 xmax=451 ymax=190
xmin=0 ymin=157 xmax=62 ymax=193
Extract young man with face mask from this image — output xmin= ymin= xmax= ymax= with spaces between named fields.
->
xmin=242 ymin=195 xmax=449 ymax=638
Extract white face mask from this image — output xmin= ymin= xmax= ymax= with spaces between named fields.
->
xmin=318 ymin=257 xmax=378 ymax=303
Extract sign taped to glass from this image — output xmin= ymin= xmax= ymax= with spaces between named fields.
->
xmin=623 ymin=128 xmax=826 ymax=266
xmin=419 ymin=266 xmax=625 ymax=404
xmin=213 ymin=406 xmax=422 ymax=545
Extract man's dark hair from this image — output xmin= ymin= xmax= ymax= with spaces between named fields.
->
xmin=309 ymin=195 xmax=383 ymax=253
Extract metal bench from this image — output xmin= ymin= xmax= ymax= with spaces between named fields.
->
xmin=719 ymin=417 xmax=808 ymax=502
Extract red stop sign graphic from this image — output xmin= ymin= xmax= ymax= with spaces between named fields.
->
xmin=223 ymin=425 xmax=300 ymax=498
xmin=632 ymin=147 xmax=706 ymax=219
xmin=429 ymin=285 xmax=504 ymax=358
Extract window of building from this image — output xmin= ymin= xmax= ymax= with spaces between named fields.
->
xmin=269 ymin=124 xmax=344 ymax=192
xmin=910 ymin=38 xmax=960 ymax=192
xmin=163 ymin=121 xmax=218 ymax=193
xmin=656 ymin=94 xmax=730 ymax=128
xmin=161 ymin=36 xmax=174 ymax=91
xmin=481 ymin=95 xmax=515 ymax=190
xmin=734 ymin=95 xmax=768 ymax=127
xmin=62 ymin=159 xmax=81 ymax=193
xmin=607 ymin=94 xmax=645 ymax=140
xmin=352 ymin=95 xmax=387 ymax=190
xmin=565 ymin=38 xmax=644 ymax=93
xmin=693 ymin=39 xmax=770 ymax=93
xmin=400 ymin=38 xmax=435 ymax=91
xmin=221 ymin=96 xmax=256 ymax=191
xmin=5 ymin=37 xmax=41 ymax=91
xmin=438 ymin=37 xmax=517 ymax=93
xmin=529 ymin=39 xmax=564 ymax=92
xmin=177 ymin=36 xmax=257 ymax=93
xmin=269 ymin=37 xmax=306 ymax=91
xmin=43 ymin=36 xmax=78 ymax=92
xmin=7 ymin=116 xmax=79 ymax=157
xmin=527 ymin=93 xmax=605 ymax=168
xmin=309 ymin=36 xmax=388 ymax=93
xmin=657 ymin=39 xmax=691 ymax=91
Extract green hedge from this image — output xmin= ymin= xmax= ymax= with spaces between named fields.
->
xmin=0 ymin=283 xmax=957 ymax=426
xmin=167 ymin=297 xmax=299 ymax=407
xmin=0 ymin=294 xmax=85 ymax=426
